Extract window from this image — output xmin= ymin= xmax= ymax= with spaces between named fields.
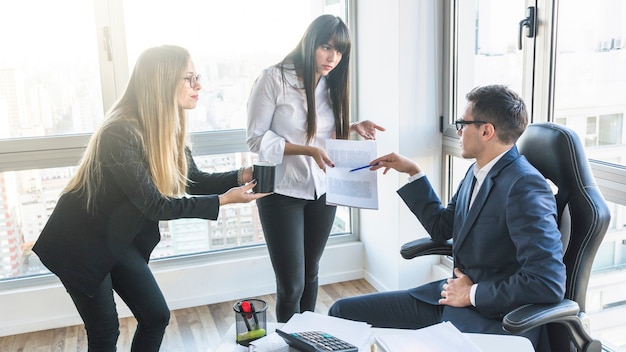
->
xmin=554 ymin=0 xmax=626 ymax=168
xmin=0 ymin=0 xmax=104 ymax=139
xmin=447 ymin=0 xmax=626 ymax=349
xmin=552 ymin=2 xmax=626 ymax=348
xmin=444 ymin=0 xmax=526 ymax=201
xmin=0 ymin=0 xmax=352 ymax=282
xmin=452 ymin=0 xmax=525 ymax=118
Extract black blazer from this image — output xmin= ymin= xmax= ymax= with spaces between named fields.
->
xmin=33 ymin=123 xmax=239 ymax=297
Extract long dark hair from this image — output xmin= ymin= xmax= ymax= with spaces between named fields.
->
xmin=280 ymin=14 xmax=352 ymax=142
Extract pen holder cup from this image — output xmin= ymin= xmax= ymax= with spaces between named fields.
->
xmin=233 ymin=298 xmax=268 ymax=346
xmin=252 ymin=161 xmax=275 ymax=193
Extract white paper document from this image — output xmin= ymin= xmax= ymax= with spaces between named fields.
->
xmin=248 ymin=333 xmax=290 ymax=352
xmin=375 ymin=321 xmax=482 ymax=352
xmin=325 ymin=139 xmax=378 ymax=209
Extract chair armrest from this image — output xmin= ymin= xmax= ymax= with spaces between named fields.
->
xmin=503 ymin=300 xmax=602 ymax=352
xmin=503 ymin=299 xmax=579 ymax=334
xmin=400 ymin=238 xmax=453 ymax=259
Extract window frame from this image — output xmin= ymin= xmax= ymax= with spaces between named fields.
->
xmin=442 ymin=0 xmax=626 ymax=349
xmin=0 ymin=0 xmax=358 ymax=287
xmin=441 ymin=0 xmax=626 ymax=206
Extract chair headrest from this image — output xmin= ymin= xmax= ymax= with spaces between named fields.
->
xmin=517 ymin=123 xmax=596 ymax=198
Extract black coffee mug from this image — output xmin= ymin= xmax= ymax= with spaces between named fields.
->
xmin=252 ymin=161 xmax=275 ymax=193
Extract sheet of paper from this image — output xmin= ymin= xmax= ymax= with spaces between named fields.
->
xmin=248 ymin=333 xmax=291 ymax=352
xmin=375 ymin=321 xmax=482 ymax=352
xmin=325 ymin=139 xmax=378 ymax=209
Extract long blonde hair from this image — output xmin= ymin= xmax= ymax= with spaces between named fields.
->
xmin=64 ymin=45 xmax=190 ymax=212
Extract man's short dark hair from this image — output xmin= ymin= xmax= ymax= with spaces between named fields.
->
xmin=466 ymin=85 xmax=528 ymax=144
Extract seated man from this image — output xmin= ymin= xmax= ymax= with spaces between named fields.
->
xmin=329 ymin=85 xmax=566 ymax=351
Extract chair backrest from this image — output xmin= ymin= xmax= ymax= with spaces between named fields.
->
xmin=516 ymin=122 xmax=611 ymax=311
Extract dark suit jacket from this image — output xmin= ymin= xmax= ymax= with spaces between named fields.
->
xmin=33 ymin=123 xmax=239 ymax=297
xmin=397 ymin=146 xmax=566 ymax=345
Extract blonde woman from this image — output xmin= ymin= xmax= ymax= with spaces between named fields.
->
xmin=34 ymin=45 xmax=266 ymax=351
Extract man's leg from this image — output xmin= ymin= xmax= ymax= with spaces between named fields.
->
xmin=329 ymin=290 xmax=442 ymax=329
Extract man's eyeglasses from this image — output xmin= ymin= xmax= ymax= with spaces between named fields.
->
xmin=454 ymin=119 xmax=492 ymax=131
xmin=183 ymin=74 xmax=201 ymax=89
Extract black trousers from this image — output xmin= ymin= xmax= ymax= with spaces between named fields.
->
xmin=66 ymin=244 xmax=170 ymax=352
xmin=257 ymin=193 xmax=337 ymax=322
xmin=329 ymin=290 xmax=548 ymax=351
xmin=328 ymin=290 xmax=443 ymax=329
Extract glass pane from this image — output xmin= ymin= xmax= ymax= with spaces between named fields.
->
xmin=455 ymin=0 xmax=526 ymax=118
xmin=0 ymin=167 xmax=74 ymax=280
xmin=450 ymin=0 xmax=525 ymax=201
xmin=553 ymin=4 xmax=626 ymax=347
xmin=153 ymin=152 xmax=353 ymax=258
xmin=0 ymin=0 xmax=104 ymax=139
xmin=553 ymin=0 xmax=626 ymax=167
xmin=0 ymin=1 xmax=352 ymax=282
xmin=447 ymin=155 xmax=474 ymax=200
xmin=1 ymin=153 xmax=352 ymax=280
xmin=587 ymin=201 xmax=626 ymax=351
xmin=122 ymin=0 xmax=342 ymax=132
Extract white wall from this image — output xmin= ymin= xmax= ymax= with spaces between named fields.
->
xmin=356 ymin=0 xmax=444 ymax=292
xmin=0 ymin=0 xmax=447 ymax=337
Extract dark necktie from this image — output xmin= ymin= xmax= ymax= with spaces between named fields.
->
xmin=468 ymin=176 xmax=477 ymax=209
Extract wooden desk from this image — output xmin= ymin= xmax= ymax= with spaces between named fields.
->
xmin=215 ymin=322 xmax=534 ymax=352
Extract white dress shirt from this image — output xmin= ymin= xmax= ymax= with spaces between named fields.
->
xmin=247 ymin=64 xmax=335 ymax=200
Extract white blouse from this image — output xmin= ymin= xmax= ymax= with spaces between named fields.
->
xmin=247 ymin=64 xmax=336 ymax=200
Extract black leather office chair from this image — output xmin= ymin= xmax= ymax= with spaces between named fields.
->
xmin=400 ymin=122 xmax=611 ymax=352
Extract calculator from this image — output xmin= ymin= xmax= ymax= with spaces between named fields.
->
xmin=276 ymin=329 xmax=358 ymax=352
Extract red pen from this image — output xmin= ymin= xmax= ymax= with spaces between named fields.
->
xmin=241 ymin=301 xmax=259 ymax=330
xmin=238 ymin=302 xmax=252 ymax=331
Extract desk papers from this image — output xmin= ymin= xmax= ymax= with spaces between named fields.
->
xmin=375 ymin=321 xmax=482 ymax=352
xmin=325 ymin=139 xmax=378 ymax=209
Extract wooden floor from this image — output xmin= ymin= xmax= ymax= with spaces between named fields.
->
xmin=0 ymin=279 xmax=377 ymax=352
